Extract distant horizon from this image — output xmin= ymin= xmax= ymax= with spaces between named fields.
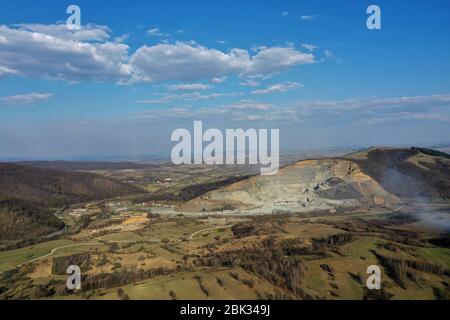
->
xmin=2 ymin=140 xmax=449 ymax=162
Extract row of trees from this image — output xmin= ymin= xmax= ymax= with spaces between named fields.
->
xmin=198 ymin=237 xmax=307 ymax=298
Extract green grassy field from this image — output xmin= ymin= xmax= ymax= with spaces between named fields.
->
xmin=0 ymin=240 xmax=73 ymax=273
xmin=1 ymin=210 xmax=449 ymax=300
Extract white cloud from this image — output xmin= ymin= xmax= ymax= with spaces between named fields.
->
xmin=0 ymin=65 xmax=18 ymax=78
xmin=0 ymin=23 xmax=314 ymax=84
xmin=136 ymin=94 xmax=450 ymax=125
xmin=0 ymin=24 xmax=131 ymax=82
xmin=211 ymin=76 xmax=227 ymax=83
xmin=147 ymin=28 xmax=170 ymax=37
xmin=168 ymin=83 xmax=213 ymax=91
xmin=0 ymin=92 xmax=53 ymax=105
xmin=13 ymin=23 xmax=111 ymax=42
xmin=365 ymin=112 xmax=450 ymax=125
xmin=247 ymin=46 xmax=314 ymax=74
xmin=324 ymin=49 xmax=341 ymax=62
xmin=130 ymin=42 xmax=314 ymax=82
xmin=136 ymin=97 xmax=172 ymax=104
xmin=114 ymin=33 xmax=130 ymax=44
xmin=239 ymin=79 xmax=260 ymax=87
xmin=226 ymin=100 xmax=272 ymax=111
xmin=300 ymin=15 xmax=318 ymax=21
xmin=186 ymin=92 xmax=243 ymax=101
xmin=252 ymin=81 xmax=303 ymax=95
xmin=138 ymin=91 xmax=243 ymax=104
xmin=288 ymin=94 xmax=450 ymax=113
xmin=302 ymin=43 xmax=319 ymax=52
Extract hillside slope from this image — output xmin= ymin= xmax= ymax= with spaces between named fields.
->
xmin=0 ymin=198 xmax=64 ymax=241
xmin=180 ymin=147 xmax=450 ymax=214
xmin=0 ymin=163 xmax=144 ymax=241
xmin=0 ymin=163 xmax=143 ymax=207
xmin=346 ymin=147 xmax=450 ymax=200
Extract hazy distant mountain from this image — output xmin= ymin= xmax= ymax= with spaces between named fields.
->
xmin=14 ymin=160 xmax=157 ymax=171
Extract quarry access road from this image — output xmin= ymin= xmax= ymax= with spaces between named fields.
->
xmin=292 ymin=206 xmax=404 ymax=222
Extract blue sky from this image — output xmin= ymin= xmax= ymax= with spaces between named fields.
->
xmin=0 ymin=0 xmax=449 ymax=160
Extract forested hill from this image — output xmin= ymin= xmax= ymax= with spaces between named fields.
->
xmin=0 ymin=163 xmax=144 ymax=242
xmin=0 ymin=163 xmax=143 ymax=207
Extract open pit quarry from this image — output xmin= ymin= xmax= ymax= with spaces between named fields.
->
xmin=179 ymin=147 xmax=450 ymax=215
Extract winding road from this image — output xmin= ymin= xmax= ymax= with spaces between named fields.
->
xmin=6 ymin=206 xmax=403 ymax=273
xmin=17 ymin=242 xmax=102 ymax=268
xmin=188 ymin=225 xmax=235 ymax=240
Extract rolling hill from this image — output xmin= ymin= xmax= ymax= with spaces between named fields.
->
xmin=14 ymin=160 xmax=157 ymax=171
xmin=346 ymin=147 xmax=450 ymax=200
xmin=0 ymin=163 xmax=144 ymax=241
xmin=179 ymin=147 xmax=450 ymax=214
xmin=0 ymin=163 xmax=143 ymax=207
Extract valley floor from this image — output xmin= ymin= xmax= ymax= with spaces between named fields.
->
xmin=1 ymin=203 xmax=449 ymax=300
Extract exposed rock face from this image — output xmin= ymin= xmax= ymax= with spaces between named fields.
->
xmin=179 ymin=147 xmax=450 ymax=214
xmin=179 ymin=159 xmax=399 ymax=214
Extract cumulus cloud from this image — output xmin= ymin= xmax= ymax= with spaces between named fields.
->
xmin=252 ymin=81 xmax=303 ymax=95
xmin=13 ymin=23 xmax=111 ymax=42
xmin=0 ymin=23 xmax=314 ymax=84
xmin=0 ymin=92 xmax=53 ymax=105
xmin=0 ymin=24 xmax=131 ymax=82
xmin=129 ymin=42 xmax=314 ymax=82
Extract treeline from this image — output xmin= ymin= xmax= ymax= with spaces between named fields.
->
xmin=429 ymin=235 xmax=450 ymax=248
xmin=372 ymin=251 xmax=449 ymax=288
xmin=331 ymin=220 xmax=426 ymax=247
xmin=197 ymin=237 xmax=307 ymax=298
xmin=0 ymin=197 xmax=64 ymax=241
xmin=52 ymin=253 xmax=92 ymax=275
xmin=231 ymin=220 xmax=287 ymax=239
xmin=132 ymin=175 xmax=253 ymax=202
xmin=312 ymin=233 xmax=357 ymax=250
xmin=231 ymin=223 xmax=257 ymax=238
xmin=412 ymin=147 xmax=450 ymax=160
xmin=177 ymin=176 xmax=253 ymax=201
xmin=81 ymin=267 xmax=172 ymax=291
